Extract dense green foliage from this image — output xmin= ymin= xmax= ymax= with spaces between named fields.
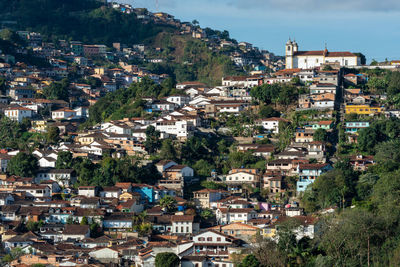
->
xmin=0 ymin=117 xmax=36 ymax=149
xmin=267 ymin=117 xmax=400 ymax=266
xmin=313 ymin=128 xmax=328 ymax=142
xmin=8 ymin=152 xmax=39 ymax=177
xmin=55 ymin=151 xmax=161 ymax=186
xmin=238 ymin=254 xmax=260 ymax=267
xmin=87 ymin=77 xmax=175 ymax=124
xmin=0 ymin=0 xmax=168 ymax=45
xmin=42 ymin=79 xmax=70 ymax=101
xmin=155 ymin=252 xmax=180 ymax=267
xmin=250 ymin=83 xmax=301 ymax=107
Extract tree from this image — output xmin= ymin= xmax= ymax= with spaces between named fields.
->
xmin=159 ymin=139 xmax=177 ymax=160
xmin=200 ymin=208 xmax=214 ymax=221
xmin=2 ymin=248 xmax=25 ymax=263
xmin=238 ymin=254 xmax=260 ymax=267
xmin=144 ymin=125 xmax=161 ymax=154
xmin=56 ymin=151 xmax=74 ymax=169
xmin=155 ymin=252 xmax=180 ymax=267
xmin=367 ymin=77 xmax=387 ymax=94
xmin=259 ymin=105 xmax=280 ymax=118
xmin=46 ymin=126 xmax=60 ymax=144
xmin=7 ymin=152 xmax=39 ymax=177
xmin=90 ymin=222 xmax=103 ymax=238
xmin=253 ymin=238 xmax=286 ymax=267
xmin=66 ymin=216 xmax=74 ymax=224
xmin=26 ymin=220 xmax=43 ymax=232
xmin=159 ymin=195 xmax=177 ymax=212
xmin=42 ymin=79 xmax=69 ymax=101
xmin=358 ymin=127 xmax=379 ymax=153
xmin=319 ymin=209 xmax=385 ymax=267
xmin=313 ymin=128 xmax=328 ymax=142
xmin=194 ymin=159 xmax=214 ymax=177
xmin=80 ymin=216 xmax=88 ymax=225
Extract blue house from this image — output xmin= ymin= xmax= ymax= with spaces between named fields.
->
xmin=345 ymin=121 xmax=370 ymax=133
xmin=296 ymin=163 xmax=333 ymax=192
xmin=132 ymin=184 xmax=155 ymax=203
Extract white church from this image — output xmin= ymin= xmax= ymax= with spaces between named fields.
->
xmin=285 ymin=39 xmax=361 ymax=69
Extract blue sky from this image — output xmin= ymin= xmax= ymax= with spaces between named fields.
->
xmin=118 ymin=0 xmax=400 ymax=62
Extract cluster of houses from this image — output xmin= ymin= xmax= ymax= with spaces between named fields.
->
xmin=0 ymin=156 xmax=320 ymax=266
xmin=1 ymin=0 xmax=398 ymax=264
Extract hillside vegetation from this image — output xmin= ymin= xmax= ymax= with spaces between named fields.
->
xmin=0 ymin=0 xmax=241 ymax=85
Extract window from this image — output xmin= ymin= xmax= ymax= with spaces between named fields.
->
xmin=207 ymin=237 xmax=212 ymax=241
xmin=217 ymin=237 xmax=221 ymax=241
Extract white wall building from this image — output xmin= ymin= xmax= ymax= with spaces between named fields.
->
xmin=51 ymin=108 xmax=77 ymax=120
xmin=285 ymin=39 xmax=360 ymax=69
xmin=255 ymin=117 xmax=288 ymax=134
xmin=4 ymin=106 xmax=33 ymax=122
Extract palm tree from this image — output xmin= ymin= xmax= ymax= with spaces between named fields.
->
xmin=160 ymin=196 xmax=177 ymax=212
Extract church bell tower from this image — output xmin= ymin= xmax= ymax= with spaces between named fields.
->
xmin=285 ymin=38 xmax=294 ymax=69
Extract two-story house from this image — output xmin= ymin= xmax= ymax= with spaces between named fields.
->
xmin=296 ymin=163 xmax=333 ymax=192
xmin=193 ymin=189 xmax=224 ymax=209
xmin=192 ymin=230 xmax=240 ymax=258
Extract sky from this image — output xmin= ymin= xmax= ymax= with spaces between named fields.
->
xmin=117 ymin=0 xmax=400 ymax=62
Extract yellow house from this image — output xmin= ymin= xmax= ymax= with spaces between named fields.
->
xmin=345 ymin=104 xmax=382 ymax=115
xmin=119 ymin=192 xmax=134 ymax=201
xmin=262 ymin=227 xmax=277 ymax=239
xmin=95 ymin=67 xmax=106 ymax=75
xmin=32 ymin=120 xmax=48 ymax=132
xmin=77 ymin=132 xmax=106 ymax=145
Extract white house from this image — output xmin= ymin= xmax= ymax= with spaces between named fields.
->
xmin=166 ymin=95 xmax=190 ymax=107
xmin=150 ymin=101 xmax=176 ymax=112
xmin=51 ymin=107 xmax=77 ymax=120
xmin=314 ymin=99 xmax=335 ymax=109
xmin=216 ymin=208 xmax=258 ymax=224
xmin=38 ymin=156 xmax=57 ymax=168
xmin=35 ymin=169 xmax=76 ymax=187
xmin=78 ymin=186 xmax=98 ymax=197
xmin=62 ymin=225 xmax=90 ymax=241
xmin=89 ymin=248 xmax=120 ymax=264
xmin=225 ymin=171 xmax=259 ymax=186
xmin=15 ymin=185 xmax=51 ymax=198
xmin=255 ymin=117 xmax=289 ymax=134
xmin=99 ymin=187 xmax=121 ymax=198
xmin=310 ymin=83 xmax=337 ymax=95
xmin=171 ymin=215 xmax=199 ymax=235
xmin=154 ymin=120 xmax=194 ymax=140
xmin=4 ymin=106 xmax=33 ymax=122
xmin=192 ymin=230 xmax=238 ymax=258
xmin=101 ymin=121 xmax=132 ymax=135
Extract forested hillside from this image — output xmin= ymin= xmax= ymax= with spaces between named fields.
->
xmin=0 ymin=0 xmax=241 ymax=84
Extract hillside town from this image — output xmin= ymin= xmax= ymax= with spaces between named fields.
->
xmin=0 ymin=1 xmax=400 ymax=267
